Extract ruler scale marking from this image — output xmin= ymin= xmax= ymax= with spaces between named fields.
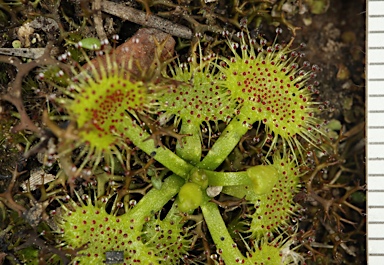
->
xmin=368 ymin=0 xmax=384 ymax=263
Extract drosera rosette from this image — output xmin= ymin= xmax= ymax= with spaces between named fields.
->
xmin=203 ymin=26 xmax=326 ymax=167
xmin=222 ymin=154 xmax=304 ymax=241
xmin=157 ymin=37 xmax=237 ymax=164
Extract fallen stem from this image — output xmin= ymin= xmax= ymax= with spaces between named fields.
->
xmin=101 ymin=1 xmax=193 ymax=39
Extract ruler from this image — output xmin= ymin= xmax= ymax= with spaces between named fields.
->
xmin=367 ymin=0 xmax=384 ymax=263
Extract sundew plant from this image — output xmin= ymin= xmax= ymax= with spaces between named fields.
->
xmin=39 ymin=25 xmax=328 ymax=265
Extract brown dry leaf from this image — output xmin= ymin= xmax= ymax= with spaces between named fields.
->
xmin=85 ymin=28 xmax=175 ymax=78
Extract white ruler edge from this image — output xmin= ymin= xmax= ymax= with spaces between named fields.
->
xmin=368 ymin=0 xmax=384 ymax=263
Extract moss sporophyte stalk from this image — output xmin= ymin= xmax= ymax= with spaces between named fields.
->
xmin=44 ymin=27 xmax=328 ymax=264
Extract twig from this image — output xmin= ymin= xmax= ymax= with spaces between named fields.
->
xmin=319 ymin=218 xmax=357 ymax=257
xmin=92 ymin=0 xmax=108 ymax=41
xmin=0 ymin=48 xmax=46 ymax=59
xmin=0 ymin=166 xmax=27 ymax=215
xmin=101 ymin=1 xmax=193 ymax=39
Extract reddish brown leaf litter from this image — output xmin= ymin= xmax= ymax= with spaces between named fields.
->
xmin=85 ymin=28 xmax=175 ymax=78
